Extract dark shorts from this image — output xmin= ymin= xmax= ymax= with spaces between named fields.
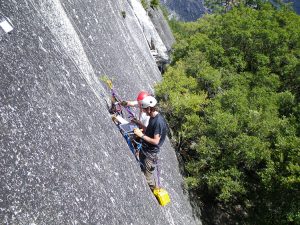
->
xmin=139 ymin=150 xmax=158 ymax=172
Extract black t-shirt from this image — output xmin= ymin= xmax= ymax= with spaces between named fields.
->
xmin=143 ymin=113 xmax=167 ymax=153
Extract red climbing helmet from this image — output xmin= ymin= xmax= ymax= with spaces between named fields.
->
xmin=136 ymin=91 xmax=149 ymax=101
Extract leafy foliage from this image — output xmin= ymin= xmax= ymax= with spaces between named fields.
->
xmin=150 ymin=0 xmax=160 ymax=9
xmin=141 ymin=0 xmax=160 ymax=11
xmin=141 ymin=0 xmax=149 ymax=10
xmin=157 ymin=4 xmax=300 ymax=224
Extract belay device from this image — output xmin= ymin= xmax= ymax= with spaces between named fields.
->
xmin=101 ymin=76 xmax=171 ymax=206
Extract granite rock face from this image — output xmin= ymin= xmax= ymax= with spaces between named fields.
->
xmin=148 ymin=7 xmax=175 ymax=55
xmin=0 ymin=0 xmax=200 ymax=225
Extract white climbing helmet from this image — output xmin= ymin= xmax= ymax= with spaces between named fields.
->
xmin=141 ymin=96 xmax=157 ymax=108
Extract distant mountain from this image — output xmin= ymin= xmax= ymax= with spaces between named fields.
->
xmin=160 ymin=0 xmax=299 ymax=22
xmin=269 ymin=0 xmax=300 ymax=14
xmin=160 ymin=0 xmax=206 ymax=21
xmin=284 ymin=0 xmax=300 ymax=14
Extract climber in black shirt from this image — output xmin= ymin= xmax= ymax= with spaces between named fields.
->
xmin=134 ymin=96 xmax=167 ymax=191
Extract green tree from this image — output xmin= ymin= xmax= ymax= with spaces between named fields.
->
xmin=150 ymin=0 xmax=160 ymax=8
xmin=157 ymin=3 xmax=300 ymax=224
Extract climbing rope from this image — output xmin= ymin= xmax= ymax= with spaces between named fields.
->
xmin=100 ymin=75 xmax=143 ymax=162
xmin=100 ymin=75 xmax=135 ymax=119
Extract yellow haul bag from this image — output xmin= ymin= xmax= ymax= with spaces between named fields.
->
xmin=153 ymin=188 xmax=171 ymax=206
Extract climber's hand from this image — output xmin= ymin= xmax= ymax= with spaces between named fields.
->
xmin=131 ymin=117 xmax=140 ymax=124
xmin=120 ymin=101 xmax=128 ymax=106
xmin=134 ymin=128 xmax=143 ymax=138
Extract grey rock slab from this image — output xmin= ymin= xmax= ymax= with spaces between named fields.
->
xmin=0 ymin=1 xmax=200 ymax=224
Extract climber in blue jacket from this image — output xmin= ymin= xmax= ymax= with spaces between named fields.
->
xmin=133 ymin=96 xmax=167 ymax=191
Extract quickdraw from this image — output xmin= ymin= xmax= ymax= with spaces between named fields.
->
xmin=100 ymin=76 xmax=135 ymax=119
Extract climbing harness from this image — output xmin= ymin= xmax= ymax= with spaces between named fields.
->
xmin=115 ymin=119 xmax=142 ymax=162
